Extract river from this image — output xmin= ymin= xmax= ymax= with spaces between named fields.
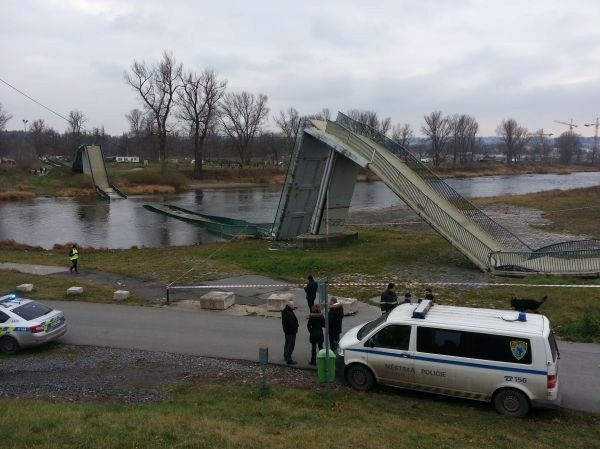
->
xmin=0 ymin=171 xmax=597 ymax=249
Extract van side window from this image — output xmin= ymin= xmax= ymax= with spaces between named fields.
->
xmin=371 ymin=325 xmax=411 ymax=350
xmin=0 ymin=311 xmax=9 ymax=323
xmin=417 ymin=327 xmax=532 ymax=364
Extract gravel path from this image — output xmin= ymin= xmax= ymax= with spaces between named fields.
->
xmin=0 ymin=344 xmax=320 ymax=404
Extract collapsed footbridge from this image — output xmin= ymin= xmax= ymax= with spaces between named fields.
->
xmin=273 ymin=112 xmax=600 ymax=276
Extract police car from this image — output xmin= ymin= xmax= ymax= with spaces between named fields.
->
xmin=337 ymin=300 xmax=560 ymax=417
xmin=0 ymin=294 xmax=67 ymax=354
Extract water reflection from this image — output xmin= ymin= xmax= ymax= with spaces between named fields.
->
xmin=0 ymin=171 xmax=597 ymax=249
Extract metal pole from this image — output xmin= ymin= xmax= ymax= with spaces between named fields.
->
xmin=318 ymin=278 xmax=330 ymax=391
xmin=166 ymin=286 xmax=170 ymax=305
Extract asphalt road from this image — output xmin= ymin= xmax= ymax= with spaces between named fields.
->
xmin=41 ymin=299 xmax=599 ymax=414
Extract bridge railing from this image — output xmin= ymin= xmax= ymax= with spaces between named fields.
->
xmin=326 ymin=121 xmax=495 ymax=269
xmin=335 ymin=112 xmax=531 ymax=252
xmin=489 ymin=249 xmax=600 ymax=274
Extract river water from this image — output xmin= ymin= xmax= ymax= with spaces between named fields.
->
xmin=0 ymin=171 xmax=597 ymax=249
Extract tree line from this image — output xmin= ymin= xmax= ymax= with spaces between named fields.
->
xmin=0 ymin=51 xmax=597 ymax=169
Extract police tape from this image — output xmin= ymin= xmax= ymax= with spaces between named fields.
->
xmin=167 ymin=281 xmax=600 ymax=290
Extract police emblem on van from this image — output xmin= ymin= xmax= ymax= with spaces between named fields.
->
xmin=510 ymin=341 xmax=528 ymax=361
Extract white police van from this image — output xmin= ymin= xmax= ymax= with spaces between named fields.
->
xmin=337 ymin=300 xmax=559 ymax=417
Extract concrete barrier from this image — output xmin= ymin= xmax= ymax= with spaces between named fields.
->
xmin=200 ymin=291 xmax=235 ymax=310
xmin=113 ymin=290 xmax=130 ymax=301
xmin=66 ymin=286 xmax=84 ymax=295
xmin=267 ymin=293 xmax=294 ymax=311
xmin=16 ymin=284 xmax=34 ymax=293
xmin=331 ymin=296 xmax=359 ymax=315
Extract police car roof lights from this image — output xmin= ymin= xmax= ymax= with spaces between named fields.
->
xmin=412 ymin=299 xmax=433 ymax=319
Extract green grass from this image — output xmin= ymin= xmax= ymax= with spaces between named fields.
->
xmin=0 ymin=270 xmax=145 ymax=305
xmin=0 ymin=383 xmax=598 ymax=449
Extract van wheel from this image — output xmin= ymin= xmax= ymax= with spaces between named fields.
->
xmin=494 ymin=388 xmax=530 ymax=418
xmin=345 ymin=364 xmax=375 ymax=391
xmin=0 ymin=336 xmax=20 ymax=355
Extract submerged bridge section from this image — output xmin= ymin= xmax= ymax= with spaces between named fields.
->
xmin=273 ymin=112 xmax=600 ymax=276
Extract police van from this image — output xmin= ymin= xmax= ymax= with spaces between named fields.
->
xmin=337 ymin=300 xmax=559 ymax=417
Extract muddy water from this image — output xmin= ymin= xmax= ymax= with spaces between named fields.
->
xmin=0 ymin=171 xmax=597 ymax=249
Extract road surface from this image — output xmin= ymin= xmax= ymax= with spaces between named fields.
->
xmin=41 ymin=299 xmax=600 ymax=414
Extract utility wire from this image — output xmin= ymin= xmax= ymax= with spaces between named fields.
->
xmin=0 ymin=75 xmax=121 ymax=149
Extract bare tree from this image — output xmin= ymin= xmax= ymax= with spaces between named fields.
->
xmin=274 ymin=107 xmax=300 ymax=149
xmin=496 ymin=118 xmax=528 ymax=164
xmin=67 ymin=110 xmax=87 ymax=135
xmin=220 ymin=92 xmax=269 ymax=166
xmin=347 ymin=109 xmax=392 ymax=135
xmin=30 ymin=119 xmax=48 ymax=157
xmin=449 ymin=114 xmax=479 ymax=163
xmin=0 ymin=102 xmax=12 ymax=131
xmin=557 ymin=130 xmax=580 ymax=165
xmin=422 ymin=111 xmax=452 ymax=166
xmin=126 ymin=109 xmax=144 ymax=137
xmin=391 ymin=123 xmax=414 ymax=149
xmin=125 ymin=51 xmax=182 ymax=166
xmin=177 ymin=69 xmax=227 ymax=177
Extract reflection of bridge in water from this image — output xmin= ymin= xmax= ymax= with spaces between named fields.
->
xmin=272 ymin=112 xmax=600 ymax=276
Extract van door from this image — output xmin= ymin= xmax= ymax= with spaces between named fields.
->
xmin=365 ymin=324 xmax=414 ymax=387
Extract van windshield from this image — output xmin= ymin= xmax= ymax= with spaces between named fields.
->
xmin=357 ymin=315 xmax=387 ymax=340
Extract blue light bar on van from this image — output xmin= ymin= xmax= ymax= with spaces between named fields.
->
xmin=413 ymin=299 xmax=433 ymax=319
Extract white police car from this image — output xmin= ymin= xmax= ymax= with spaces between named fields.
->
xmin=0 ymin=294 xmax=67 ymax=354
xmin=337 ymin=300 xmax=560 ymax=417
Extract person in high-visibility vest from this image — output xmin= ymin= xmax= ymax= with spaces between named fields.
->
xmin=380 ymin=283 xmax=398 ymax=315
xmin=69 ymin=244 xmax=79 ymax=274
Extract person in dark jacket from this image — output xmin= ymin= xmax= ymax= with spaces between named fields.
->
xmin=380 ymin=283 xmax=398 ymax=315
xmin=307 ymin=304 xmax=325 ymax=365
xmin=328 ymin=298 xmax=344 ymax=352
xmin=304 ymin=275 xmax=318 ymax=313
xmin=282 ymin=300 xmax=299 ymax=365
xmin=403 ymin=292 xmax=412 ymax=303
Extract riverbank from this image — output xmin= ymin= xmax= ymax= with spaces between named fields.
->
xmin=1 ymin=162 xmax=597 ymax=200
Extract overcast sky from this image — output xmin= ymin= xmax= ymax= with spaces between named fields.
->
xmin=2 ymin=0 xmax=600 ymax=137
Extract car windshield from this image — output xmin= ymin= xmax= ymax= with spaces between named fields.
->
xmin=12 ymin=302 xmax=53 ymax=321
xmin=357 ymin=315 xmax=387 ymax=340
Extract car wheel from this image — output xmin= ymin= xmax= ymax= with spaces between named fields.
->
xmin=345 ymin=364 xmax=375 ymax=391
xmin=494 ymin=388 xmax=530 ymax=418
xmin=0 ymin=336 xmax=20 ymax=355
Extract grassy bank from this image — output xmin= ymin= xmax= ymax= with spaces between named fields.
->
xmin=434 ymin=162 xmax=598 ymax=179
xmin=1 ymin=383 xmax=598 ymax=449
xmin=0 ymin=270 xmax=144 ymax=305
xmin=1 ymin=226 xmax=598 ymax=342
xmin=474 ymin=186 xmax=600 ymax=238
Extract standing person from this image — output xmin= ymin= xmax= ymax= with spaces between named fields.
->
xmin=328 ymin=298 xmax=344 ymax=352
xmin=281 ymin=300 xmax=299 ymax=365
xmin=425 ymin=288 xmax=437 ymax=304
xmin=380 ymin=283 xmax=398 ymax=315
xmin=68 ymin=244 xmax=79 ymax=274
xmin=304 ymin=275 xmax=318 ymax=313
xmin=403 ymin=292 xmax=412 ymax=303
xmin=307 ymin=304 xmax=325 ymax=365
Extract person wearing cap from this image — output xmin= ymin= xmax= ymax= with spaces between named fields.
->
xmin=403 ymin=292 xmax=412 ymax=304
xmin=425 ymin=288 xmax=437 ymax=304
xmin=380 ymin=283 xmax=398 ymax=315
xmin=282 ymin=300 xmax=299 ymax=365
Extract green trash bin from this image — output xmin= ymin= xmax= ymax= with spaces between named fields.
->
xmin=317 ymin=349 xmax=336 ymax=383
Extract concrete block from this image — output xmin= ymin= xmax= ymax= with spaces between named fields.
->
xmin=66 ymin=286 xmax=84 ymax=295
xmin=267 ymin=293 xmax=294 ymax=311
xmin=200 ymin=291 xmax=235 ymax=310
xmin=331 ymin=296 xmax=359 ymax=315
xmin=16 ymin=284 xmax=34 ymax=293
xmin=113 ymin=290 xmax=130 ymax=301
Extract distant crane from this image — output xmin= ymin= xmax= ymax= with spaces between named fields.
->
xmin=554 ymin=119 xmax=578 ymax=131
xmin=584 ymin=118 xmax=599 ymax=164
